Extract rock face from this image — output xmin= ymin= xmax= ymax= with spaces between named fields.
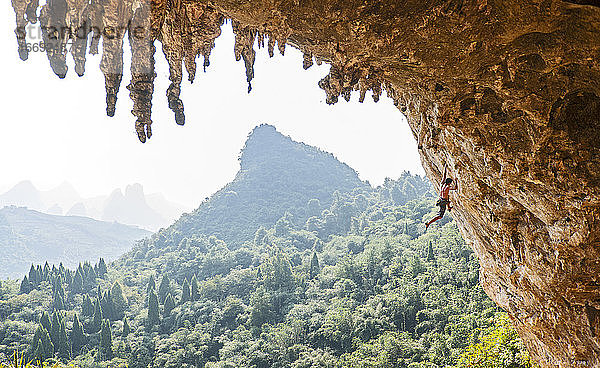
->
xmin=10 ymin=0 xmax=600 ymax=366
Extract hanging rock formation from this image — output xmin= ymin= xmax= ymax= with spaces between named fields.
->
xmin=10 ymin=0 xmax=600 ymax=366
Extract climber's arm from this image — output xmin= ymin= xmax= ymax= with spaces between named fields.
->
xmin=441 ymin=167 xmax=447 ymax=187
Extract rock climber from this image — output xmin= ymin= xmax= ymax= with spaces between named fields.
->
xmin=425 ymin=167 xmax=458 ymax=231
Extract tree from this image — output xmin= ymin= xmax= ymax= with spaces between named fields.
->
xmin=19 ymin=276 xmax=31 ymax=294
xmin=53 ymin=291 xmax=65 ymax=310
xmin=43 ymin=262 xmax=50 ymax=280
xmin=83 ymin=264 xmax=97 ymax=287
xmin=190 ymin=275 xmax=199 ymax=302
xmin=110 ymin=281 xmax=126 ymax=320
xmin=100 ymin=319 xmax=113 ymax=360
xmin=427 ymin=241 xmax=435 ymax=262
xmin=262 ymin=251 xmax=294 ymax=290
xmin=97 ymin=258 xmax=108 ymax=278
xmin=456 ymin=314 xmax=536 ymax=368
xmin=101 ymin=290 xmax=113 ymax=321
xmin=71 ymin=314 xmax=85 ymax=355
xmin=181 ymin=279 xmax=191 ymax=304
xmin=71 ymin=269 xmax=84 ymax=294
xmin=147 ymin=290 xmax=160 ymax=331
xmin=50 ymin=311 xmax=61 ymax=352
xmin=122 ymin=317 xmax=130 ymax=338
xmin=309 ymin=251 xmax=320 ymax=279
xmin=30 ymin=325 xmax=53 ymax=362
xmin=58 ymin=320 xmax=69 ymax=360
xmin=308 ymin=198 xmax=321 ymax=217
xmin=254 ymin=227 xmax=268 ymax=245
xmin=40 ymin=311 xmax=51 ymax=333
xmin=158 ymin=275 xmax=170 ymax=304
xmin=147 ymin=275 xmax=156 ymax=294
xmin=88 ymin=298 xmax=103 ymax=333
xmin=82 ymin=295 xmax=94 ymax=316
xmin=28 ymin=264 xmax=40 ymax=287
xmin=163 ymin=293 xmax=175 ymax=316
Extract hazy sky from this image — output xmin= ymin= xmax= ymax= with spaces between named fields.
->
xmin=2 ymin=3 xmax=423 ymax=207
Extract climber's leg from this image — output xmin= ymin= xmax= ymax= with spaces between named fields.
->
xmin=425 ymin=215 xmax=442 ymax=230
xmin=425 ymin=200 xmax=447 ymax=231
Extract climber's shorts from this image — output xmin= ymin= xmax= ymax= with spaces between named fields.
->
xmin=436 ymin=198 xmax=450 ymax=217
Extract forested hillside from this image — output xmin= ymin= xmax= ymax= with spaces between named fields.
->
xmin=0 ymin=207 xmax=149 ymax=279
xmin=170 ymin=125 xmax=368 ymax=246
xmin=0 ymin=126 xmax=534 ymax=367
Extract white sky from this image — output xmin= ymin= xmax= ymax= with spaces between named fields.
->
xmin=2 ymin=3 xmax=423 ymax=207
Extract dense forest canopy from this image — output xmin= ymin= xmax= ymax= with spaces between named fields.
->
xmin=0 ymin=126 xmax=534 ymax=367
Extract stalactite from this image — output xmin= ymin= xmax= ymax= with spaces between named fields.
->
xmin=65 ymin=0 xmax=89 ymax=76
xmin=87 ymin=0 xmax=103 ymax=55
xmin=11 ymin=0 xmax=31 ymax=61
xmin=160 ymin=0 xmax=186 ymax=125
xmin=127 ymin=0 xmax=156 ymax=143
xmin=11 ymin=0 xmax=388 ymax=141
xmin=232 ymin=21 xmax=256 ymax=93
xmin=317 ymin=62 xmax=383 ymax=105
xmin=267 ymin=36 xmax=275 ymax=58
xmin=100 ymin=0 xmax=133 ymax=116
xmin=39 ymin=0 xmax=69 ymax=78
xmin=182 ymin=3 xmax=223 ymax=81
xmin=302 ymin=52 xmax=313 ymax=70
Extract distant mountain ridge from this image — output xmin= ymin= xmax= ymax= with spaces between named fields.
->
xmin=0 ymin=181 xmax=190 ymax=231
xmin=0 ymin=206 xmax=150 ymax=279
xmin=164 ymin=124 xmax=369 ymax=246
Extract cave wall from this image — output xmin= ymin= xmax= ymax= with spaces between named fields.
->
xmin=11 ymin=0 xmax=600 ymax=366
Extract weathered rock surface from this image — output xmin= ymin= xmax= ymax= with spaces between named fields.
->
xmin=10 ymin=0 xmax=600 ymax=366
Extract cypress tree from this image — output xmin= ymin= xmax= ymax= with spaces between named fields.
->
xmin=58 ymin=320 xmax=69 ymax=360
xmin=146 ymin=290 xmax=160 ymax=331
xmin=83 ymin=264 xmax=96 ymax=287
xmin=99 ymin=319 xmax=113 ymax=360
xmin=100 ymin=290 xmax=113 ymax=320
xmin=43 ymin=262 xmax=50 ymax=280
xmin=40 ymin=311 xmax=51 ymax=333
xmin=42 ymin=325 xmax=54 ymax=358
xmin=309 ymin=251 xmax=320 ymax=279
xmin=53 ymin=292 xmax=65 ymax=310
xmin=158 ymin=275 xmax=170 ymax=304
xmin=122 ymin=317 xmax=130 ymax=338
xmin=50 ymin=312 xmax=61 ymax=352
xmin=163 ymin=294 xmax=175 ymax=316
xmin=97 ymin=258 xmax=108 ymax=278
xmin=147 ymin=275 xmax=156 ymax=294
xmin=71 ymin=269 xmax=84 ymax=294
xmin=52 ymin=278 xmax=66 ymax=309
xmin=82 ymin=295 xmax=94 ymax=316
xmin=31 ymin=325 xmax=53 ymax=362
xmin=36 ymin=265 xmax=43 ymax=282
xmin=427 ymin=241 xmax=435 ymax=262
xmin=64 ymin=269 xmax=73 ymax=285
xmin=110 ymin=281 xmax=126 ymax=320
xmin=181 ymin=279 xmax=191 ymax=304
xmin=19 ymin=276 xmax=31 ymax=294
xmin=71 ymin=314 xmax=85 ymax=355
xmin=190 ymin=275 xmax=199 ymax=301
xmin=89 ymin=298 xmax=103 ymax=333
xmin=28 ymin=265 xmax=39 ymax=287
